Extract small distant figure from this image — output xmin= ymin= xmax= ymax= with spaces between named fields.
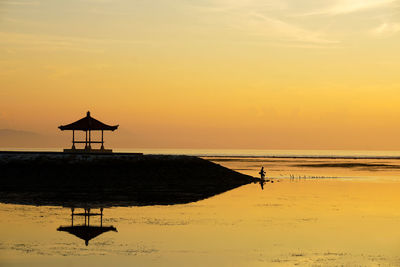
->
xmin=259 ymin=167 xmax=266 ymax=180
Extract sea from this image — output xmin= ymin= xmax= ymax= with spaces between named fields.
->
xmin=1 ymin=149 xmax=400 ymax=266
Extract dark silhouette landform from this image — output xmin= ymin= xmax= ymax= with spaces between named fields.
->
xmin=0 ymin=152 xmax=257 ymax=207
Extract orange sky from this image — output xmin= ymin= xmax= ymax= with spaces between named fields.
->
xmin=1 ymin=0 xmax=400 ymax=150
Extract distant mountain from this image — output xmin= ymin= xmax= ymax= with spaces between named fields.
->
xmin=0 ymin=129 xmax=41 ymax=137
xmin=0 ymin=129 xmax=53 ymax=148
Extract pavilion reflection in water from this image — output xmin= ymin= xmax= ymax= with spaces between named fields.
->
xmin=57 ymin=208 xmax=117 ymax=246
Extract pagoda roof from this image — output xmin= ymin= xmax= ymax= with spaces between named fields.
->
xmin=59 ymin=111 xmax=118 ymax=131
xmin=57 ymin=225 xmax=117 ymax=246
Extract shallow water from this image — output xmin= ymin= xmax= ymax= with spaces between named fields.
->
xmin=206 ymin=157 xmax=400 ymax=181
xmin=1 ymin=157 xmax=400 ymax=266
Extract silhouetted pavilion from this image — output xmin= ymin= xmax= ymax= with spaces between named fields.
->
xmin=59 ymin=111 xmax=118 ymax=153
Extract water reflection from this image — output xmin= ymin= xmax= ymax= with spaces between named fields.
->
xmin=259 ymin=179 xmax=274 ymax=190
xmin=0 ymin=176 xmax=268 ymax=248
xmin=260 ymin=179 xmax=265 ymax=190
xmin=0 ymin=183 xmax=252 ymax=207
xmin=57 ymin=207 xmax=117 ymax=246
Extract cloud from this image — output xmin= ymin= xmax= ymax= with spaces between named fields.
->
xmin=244 ymin=12 xmax=339 ymax=45
xmin=299 ymin=0 xmax=396 ymax=16
xmin=189 ymin=1 xmax=339 ymax=46
xmin=0 ymin=32 xmax=103 ymax=53
xmin=0 ymin=0 xmax=39 ymax=6
xmin=0 ymin=31 xmax=149 ymax=53
xmin=194 ymin=0 xmax=288 ymax=11
xmin=371 ymin=22 xmax=400 ymax=36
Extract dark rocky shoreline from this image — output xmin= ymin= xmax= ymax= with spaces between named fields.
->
xmin=0 ymin=152 xmax=257 ymax=207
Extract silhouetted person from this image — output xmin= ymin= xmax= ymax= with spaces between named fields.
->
xmin=259 ymin=167 xmax=266 ymax=180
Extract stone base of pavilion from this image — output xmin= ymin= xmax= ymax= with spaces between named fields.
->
xmin=63 ymin=147 xmax=113 ymax=154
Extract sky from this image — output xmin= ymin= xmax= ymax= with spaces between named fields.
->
xmin=0 ymin=0 xmax=400 ymax=150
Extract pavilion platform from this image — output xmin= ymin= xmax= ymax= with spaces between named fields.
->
xmin=63 ymin=148 xmax=113 ymax=154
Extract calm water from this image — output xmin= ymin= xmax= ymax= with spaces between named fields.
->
xmin=1 ymin=156 xmax=400 ymax=266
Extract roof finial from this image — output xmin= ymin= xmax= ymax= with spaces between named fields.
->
xmin=87 ymin=111 xmax=91 ymax=117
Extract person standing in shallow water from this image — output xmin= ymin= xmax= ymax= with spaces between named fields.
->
xmin=259 ymin=167 xmax=266 ymax=180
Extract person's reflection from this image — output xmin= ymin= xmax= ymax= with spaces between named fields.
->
xmin=258 ymin=178 xmax=275 ymax=190
xmin=57 ymin=207 xmax=117 ymax=246
xmin=260 ymin=179 xmax=265 ymax=190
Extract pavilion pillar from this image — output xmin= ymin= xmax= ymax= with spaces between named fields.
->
xmin=85 ymin=131 xmax=88 ymax=149
xmin=88 ymin=130 xmax=91 ymax=149
xmin=84 ymin=208 xmax=87 ymax=225
xmin=72 ymin=130 xmax=75 ymax=150
xmin=87 ymin=208 xmax=90 ymax=226
xmin=71 ymin=208 xmax=74 ymax=227
xmin=100 ymin=208 xmax=103 ymax=227
xmin=101 ymin=130 xmax=104 ymax=150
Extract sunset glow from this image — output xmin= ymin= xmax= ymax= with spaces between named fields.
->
xmin=1 ymin=0 xmax=399 ymax=149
